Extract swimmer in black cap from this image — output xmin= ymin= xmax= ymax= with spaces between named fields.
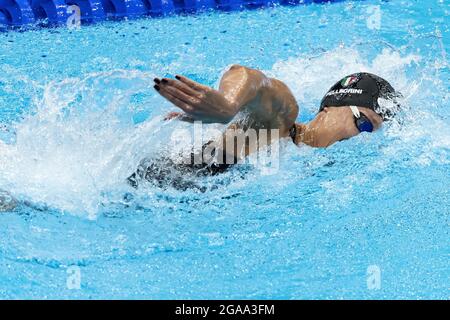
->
xmin=154 ymin=66 xmax=400 ymax=148
xmin=129 ymin=66 xmax=401 ymax=188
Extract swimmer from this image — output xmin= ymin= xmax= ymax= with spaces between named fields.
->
xmin=129 ymin=66 xmax=401 ymax=188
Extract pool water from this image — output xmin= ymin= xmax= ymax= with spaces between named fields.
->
xmin=0 ymin=0 xmax=449 ymax=299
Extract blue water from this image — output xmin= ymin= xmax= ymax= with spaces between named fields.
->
xmin=0 ymin=0 xmax=449 ymax=299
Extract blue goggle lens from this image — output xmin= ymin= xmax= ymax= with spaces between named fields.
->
xmin=356 ymin=114 xmax=374 ymax=133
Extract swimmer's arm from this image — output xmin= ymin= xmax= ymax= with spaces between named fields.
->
xmin=154 ymin=65 xmax=269 ymax=124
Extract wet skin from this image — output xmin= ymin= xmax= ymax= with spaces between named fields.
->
xmin=155 ymin=64 xmax=383 ymax=158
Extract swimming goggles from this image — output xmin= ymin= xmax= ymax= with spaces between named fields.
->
xmin=350 ymin=106 xmax=373 ymax=133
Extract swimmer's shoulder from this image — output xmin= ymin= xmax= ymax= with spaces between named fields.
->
xmin=265 ymin=78 xmax=299 ymax=124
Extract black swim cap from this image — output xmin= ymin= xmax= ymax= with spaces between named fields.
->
xmin=319 ymin=72 xmax=401 ymax=120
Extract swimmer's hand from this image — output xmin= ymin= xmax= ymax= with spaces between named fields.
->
xmin=154 ymin=75 xmax=238 ymax=123
xmin=164 ymin=112 xmax=195 ymax=122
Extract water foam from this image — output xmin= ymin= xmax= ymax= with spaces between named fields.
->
xmin=0 ymin=70 xmax=168 ymax=218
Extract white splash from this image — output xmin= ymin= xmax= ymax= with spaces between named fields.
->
xmin=268 ymin=47 xmax=420 ymax=113
xmin=0 ymin=70 xmax=167 ymax=218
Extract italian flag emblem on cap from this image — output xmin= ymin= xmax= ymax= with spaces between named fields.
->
xmin=341 ymin=75 xmax=358 ymax=87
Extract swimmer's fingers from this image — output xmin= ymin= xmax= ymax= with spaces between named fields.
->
xmin=174 ymin=75 xmax=209 ymax=93
xmin=164 ymin=112 xmax=183 ymax=120
xmin=156 ymin=77 xmax=201 ymax=97
xmin=155 ymin=86 xmax=194 ymax=114
xmin=164 ymin=112 xmax=195 ymax=122
xmin=158 ymin=83 xmax=201 ymax=107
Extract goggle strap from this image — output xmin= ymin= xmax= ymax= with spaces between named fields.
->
xmin=349 ymin=106 xmax=360 ymax=118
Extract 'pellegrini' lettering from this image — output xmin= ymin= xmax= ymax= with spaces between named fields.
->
xmin=326 ymin=88 xmax=364 ymax=96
